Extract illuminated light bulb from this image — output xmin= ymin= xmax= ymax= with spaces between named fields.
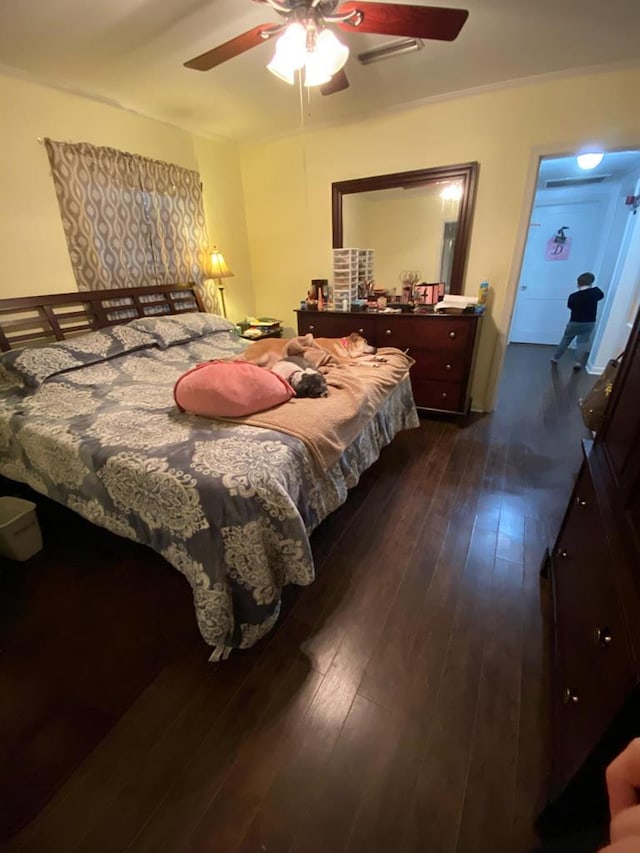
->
xmin=316 ymin=29 xmax=349 ymax=75
xmin=304 ymin=28 xmax=348 ymax=87
xmin=304 ymin=51 xmax=333 ymax=87
xmin=577 ymin=152 xmax=604 ymax=170
xmin=267 ymin=22 xmax=307 ymax=84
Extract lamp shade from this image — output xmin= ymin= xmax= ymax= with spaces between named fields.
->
xmin=304 ymin=51 xmax=333 ymax=87
xmin=209 ymin=247 xmax=234 ymax=280
xmin=304 ymin=29 xmax=348 ymax=87
xmin=267 ymin=23 xmax=306 ymax=84
xmin=317 ymin=29 xmax=349 ymax=76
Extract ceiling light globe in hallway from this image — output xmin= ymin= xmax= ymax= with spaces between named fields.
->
xmin=577 ymin=152 xmax=604 ymax=170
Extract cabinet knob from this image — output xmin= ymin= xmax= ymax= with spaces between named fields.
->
xmin=445 ymin=363 xmax=452 ymax=370
xmin=595 ymin=627 xmax=613 ymax=648
xmin=575 ymin=496 xmax=588 ymax=507
xmin=385 ymin=329 xmax=392 ymax=336
xmin=441 ymin=392 xmax=448 ymax=399
xmin=358 ymin=328 xmax=364 ymax=334
xmin=563 ymin=688 xmax=579 ymax=705
xmin=557 ymin=547 xmax=568 ymax=558
xmin=449 ymin=331 xmax=456 ymax=339
xmin=309 ymin=324 xmax=315 ymax=331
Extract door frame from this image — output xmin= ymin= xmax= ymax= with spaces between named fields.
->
xmin=484 ymin=139 xmax=640 ymax=412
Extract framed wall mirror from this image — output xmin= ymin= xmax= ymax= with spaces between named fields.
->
xmin=332 ymin=162 xmax=478 ymax=296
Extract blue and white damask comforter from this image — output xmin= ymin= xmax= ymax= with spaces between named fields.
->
xmin=0 ymin=313 xmax=418 ymax=659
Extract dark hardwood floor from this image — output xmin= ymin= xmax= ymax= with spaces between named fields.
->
xmin=0 ymin=345 xmax=602 ymax=852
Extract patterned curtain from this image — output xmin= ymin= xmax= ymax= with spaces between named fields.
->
xmin=44 ymin=140 xmax=210 ymax=294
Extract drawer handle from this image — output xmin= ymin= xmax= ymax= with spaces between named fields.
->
xmin=309 ymin=324 xmax=315 ymax=331
xmin=445 ymin=363 xmax=452 ymax=370
xmin=563 ymin=688 xmax=579 ymax=705
xmin=575 ymin=497 xmax=588 ymax=507
xmin=595 ymin=627 xmax=612 ymax=648
xmin=385 ymin=329 xmax=392 ymax=336
xmin=449 ymin=331 xmax=456 ymax=339
xmin=557 ymin=547 xmax=568 ymax=558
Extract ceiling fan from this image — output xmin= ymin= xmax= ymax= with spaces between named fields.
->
xmin=184 ymin=0 xmax=468 ymax=96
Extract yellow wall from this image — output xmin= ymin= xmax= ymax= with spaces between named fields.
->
xmin=240 ymin=67 xmax=640 ymax=410
xmin=4 ymin=66 xmax=640 ymax=409
xmin=193 ymin=136 xmax=255 ymax=321
xmin=0 ymin=73 xmax=255 ymax=319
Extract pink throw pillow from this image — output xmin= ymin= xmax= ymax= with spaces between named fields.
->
xmin=174 ymin=360 xmax=294 ymax=418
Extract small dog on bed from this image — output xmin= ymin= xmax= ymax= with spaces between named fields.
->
xmin=269 ymin=356 xmax=328 ymax=398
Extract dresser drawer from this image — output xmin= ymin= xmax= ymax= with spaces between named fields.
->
xmin=554 ymin=601 xmax=634 ymax=791
xmin=297 ymin=312 xmax=376 ymax=342
xmin=410 ymin=378 xmax=465 ymax=412
xmin=552 ymin=466 xmax=635 ymax=789
xmin=374 ymin=316 xmax=472 ymax=352
xmin=410 ymin=349 xmax=466 ymax=381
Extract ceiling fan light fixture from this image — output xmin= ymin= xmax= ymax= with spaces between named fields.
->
xmin=267 ymin=21 xmax=307 ymax=83
xmin=303 ymin=28 xmax=348 ymax=87
xmin=317 ymin=29 xmax=349 ymax=75
xmin=266 ymin=56 xmax=295 ymax=84
xmin=304 ymin=51 xmax=333 ymax=87
xmin=268 ymin=21 xmax=348 ymax=88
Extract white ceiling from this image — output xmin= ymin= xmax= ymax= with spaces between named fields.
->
xmin=1 ymin=0 xmax=640 ymax=142
xmin=538 ymin=151 xmax=640 ymax=190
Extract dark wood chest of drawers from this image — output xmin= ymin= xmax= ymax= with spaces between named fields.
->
xmin=295 ymin=310 xmax=481 ymax=414
xmin=545 ymin=306 xmax=640 ymax=820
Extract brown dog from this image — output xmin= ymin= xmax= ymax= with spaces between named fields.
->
xmin=241 ymin=332 xmax=378 ymax=372
xmin=314 ymin=332 xmax=378 ymax=359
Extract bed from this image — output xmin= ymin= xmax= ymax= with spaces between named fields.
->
xmin=0 ymin=285 xmax=419 ymax=659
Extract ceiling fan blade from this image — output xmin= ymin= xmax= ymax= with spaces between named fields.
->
xmin=184 ymin=24 xmax=273 ymax=71
xmin=321 ymin=69 xmax=350 ymax=96
xmin=336 ymin=2 xmax=468 ymax=41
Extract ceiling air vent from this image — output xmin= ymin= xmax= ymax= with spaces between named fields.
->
xmin=545 ymin=175 xmax=611 ymax=188
xmin=358 ymin=38 xmax=424 ymax=65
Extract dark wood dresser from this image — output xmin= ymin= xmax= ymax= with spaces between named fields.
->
xmin=295 ymin=310 xmax=481 ymax=414
xmin=543 ymin=306 xmax=640 ymax=826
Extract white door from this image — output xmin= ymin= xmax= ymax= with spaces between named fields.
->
xmin=510 ymin=201 xmax=604 ymax=344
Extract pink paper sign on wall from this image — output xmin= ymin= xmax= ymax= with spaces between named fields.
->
xmin=545 ymin=237 xmax=572 ymax=261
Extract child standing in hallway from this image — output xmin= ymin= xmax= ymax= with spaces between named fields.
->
xmin=551 ymin=271 xmax=604 ymax=370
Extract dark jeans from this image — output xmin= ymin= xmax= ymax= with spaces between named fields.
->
xmin=553 ymin=321 xmax=595 ymax=365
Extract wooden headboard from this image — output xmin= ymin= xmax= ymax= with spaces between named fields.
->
xmin=0 ymin=284 xmax=204 ymax=351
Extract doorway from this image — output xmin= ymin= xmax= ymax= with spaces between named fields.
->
xmin=509 ymin=150 xmax=640 ymax=372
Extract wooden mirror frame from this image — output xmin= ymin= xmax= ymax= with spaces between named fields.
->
xmin=331 ymin=161 xmax=478 ymax=295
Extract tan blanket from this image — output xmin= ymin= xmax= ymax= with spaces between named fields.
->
xmin=224 ymin=340 xmax=415 ymax=471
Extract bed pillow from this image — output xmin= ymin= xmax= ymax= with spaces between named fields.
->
xmin=130 ymin=313 xmax=236 ymax=349
xmin=0 ymin=325 xmax=157 ymax=388
xmin=174 ymin=360 xmax=294 ymax=418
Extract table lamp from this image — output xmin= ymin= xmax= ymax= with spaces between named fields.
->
xmin=208 ymin=247 xmax=234 ymax=318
